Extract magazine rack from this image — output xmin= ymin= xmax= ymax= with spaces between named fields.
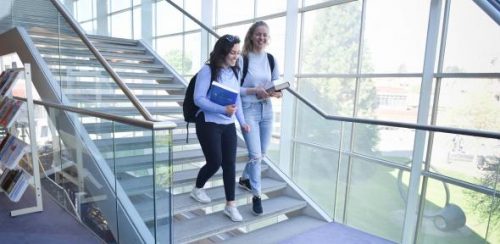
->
xmin=0 ymin=64 xmax=43 ymax=216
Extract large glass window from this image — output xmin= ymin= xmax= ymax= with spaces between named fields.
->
xmin=156 ymin=35 xmax=183 ymax=72
xmin=345 ymin=158 xmax=406 ymax=243
xmin=111 ymin=11 xmax=132 ymax=38
xmin=216 ymin=0 xmax=254 ymax=25
xmin=76 ymin=0 xmax=95 ymax=22
xmin=293 ymin=143 xmax=339 ymax=218
xmin=184 ymin=0 xmax=202 ymax=31
xmin=110 ymin=0 xmax=131 ymax=12
xmin=299 ymin=2 xmax=362 ymax=74
xmin=256 ymin=0 xmax=286 ymax=17
xmin=362 ymin=0 xmax=429 ymax=73
xmin=417 ymin=182 xmax=496 ymax=244
xmin=154 ymin=1 xmax=183 ymax=36
xmin=435 ymin=78 xmax=500 ymax=131
xmin=361 ymin=78 xmax=421 ymax=122
xmin=443 ymin=1 xmax=500 ymax=73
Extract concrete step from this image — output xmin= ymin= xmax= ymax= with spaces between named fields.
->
xmin=119 ymin=159 xmax=259 ymax=196
xmin=68 ymin=94 xmax=184 ymax=103
xmin=43 ymin=57 xmax=165 ymax=71
xmin=91 ymin=106 xmax=182 ymax=116
xmin=51 ymin=69 xmax=172 ymax=80
xmin=92 ymin=133 xmax=199 ymax=150
xmin=171 ymin=196 xmax=308 ymax=243
xmin=134 ymin=177 xmax=287 ymax=222
xmin=109 ymin=147 xmax=248 ymax=174
xmin=223 ymin=216 xmax=326 ymax=244
xmin=58 ymin=81 xmax=184 ymax=92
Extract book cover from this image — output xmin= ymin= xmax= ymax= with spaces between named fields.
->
xmin=8 ymin=171 xmax=30 ymax=202
xmin=4 ymin=169 xmax=22 ymax=194
xmin=0 ymin=70 xmax=19 ymax=96
xmin=265 ymin=81 xmax=290 ymax=93
xmin=0 ymin=136 xmax=28 ymax=169
xmin=209 ymin=82 xmax=239 ymax=106
xmin=0 ymin=168 xmax=17 ymax=190
xmin=0 ymin=98 xmax=24 ymax=128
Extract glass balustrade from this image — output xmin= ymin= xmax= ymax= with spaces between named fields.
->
xmin=10 ymin=98 xmax=174 ymax=243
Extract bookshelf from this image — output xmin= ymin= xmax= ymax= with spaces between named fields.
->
xmin=0 ymin=63 xmax=43 ymax=216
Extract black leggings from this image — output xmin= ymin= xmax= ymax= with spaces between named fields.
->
xmin=195 ymin=113 xmax=237 ymax=201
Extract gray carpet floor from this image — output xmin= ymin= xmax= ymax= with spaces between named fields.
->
xmin=0 ymin=187 xmax=103 ymax=244
xmin=280 ymin=221 xmax=396 ymax=244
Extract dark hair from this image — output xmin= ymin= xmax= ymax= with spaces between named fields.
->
xmin=207 ymin=34 xmax=240 ymax=80
xmin=243 ymin=21 xmax=269 ymax=55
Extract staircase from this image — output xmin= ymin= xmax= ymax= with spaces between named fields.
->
xmin=1 ymin=0 xmax=328 ymax=243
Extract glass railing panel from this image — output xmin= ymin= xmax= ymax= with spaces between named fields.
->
xmin=22 ymin=99 xmax=174 ymax=243
xmin=153 ymin=127 xmax=173 ymax=244
xmin=345 ymin=157 xmax=406 ymax=243
xmin=417 ymin=182 xmax=497 ymax=244
xmin=41 ymin=105 xmax=120 ymax=243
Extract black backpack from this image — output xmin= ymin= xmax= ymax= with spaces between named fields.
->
xmin=241 ymin=53 xmax=275 ymax=85
xmin=182 ymin=65 xmax=238 ymax=142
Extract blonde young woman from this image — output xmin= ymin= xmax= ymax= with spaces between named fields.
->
xmin=238 ymin=21 xmax=281 ymax=215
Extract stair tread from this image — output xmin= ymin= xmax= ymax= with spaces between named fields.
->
xmin=90 ymin=106 xmax=182 ymax=116
xmin=44 ymin=57 xmax=164 ymax=70
xmin=119 ymin=159 xmax=260 ymax=195
xmin=171 ymin=196 xmax=307 ymax=243
xmin=69 ymin=94 xmax=183 ymax=102
xmin=82 ymin=119 xmax=188 ymax=134
xmin=51 ymin=70 xmax=172 ymax=80
xmin=223 ymin=216 xmax=327 ymax=244
xmin=93 ymin=133 xmax=198 ymax=148
xmin=58 ymin=81 xmax=184 ymax=91
xmin=113 ymin=147 xmax=248 ymax=170
xmin=134 ymin=177 xmax=287 ymax=221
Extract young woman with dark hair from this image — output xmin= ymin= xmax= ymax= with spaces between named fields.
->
xmin=190 ymin=34 xmax=250 ymax=222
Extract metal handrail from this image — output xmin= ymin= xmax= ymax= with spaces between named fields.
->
xmin=48 ymin=0 xmax=156 ymax=122
xmin=14 ymin=97 xmax=176 ymax=130
xmin=164 ymin=0 xmax=220 ymax=38
xmin=286 ymin=87 xmax=500 ymax=140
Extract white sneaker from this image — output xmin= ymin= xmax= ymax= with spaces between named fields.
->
xmin=190 ymin=187 xmax=211 ymax=203
xmin=224 ymin=205 xmax=243 ymax=222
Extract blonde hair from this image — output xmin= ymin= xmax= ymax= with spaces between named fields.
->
xmin=242 ymin=21 xmax=269 ymax=56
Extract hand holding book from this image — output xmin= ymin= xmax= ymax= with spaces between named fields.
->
xmin=265 ymin=81 xmax=290 ymax=93
xmin=208 ymin=82 xmax=238 ymax=106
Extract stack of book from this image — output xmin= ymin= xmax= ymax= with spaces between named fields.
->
xmin=0 ymin=167 xmax=31 ymax=202
xmin=0 ymin=134 xmax=29 ymax=169
xmin=0 ymin=70 xmax=20 ymax=96
xmin=0 ymin=97 xmax=25 ymax=128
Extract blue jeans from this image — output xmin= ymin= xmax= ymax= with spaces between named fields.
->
xmin=241 ymin=100 xmax=273 ymax=196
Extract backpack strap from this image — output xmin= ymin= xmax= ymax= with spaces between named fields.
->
xmin=240 ymin=53 xmax=275 ymax=86
xmin=267 ymin=53 xmax=275 ymax=74
xmin=241 ymin=55 xmax=249 ymax=86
